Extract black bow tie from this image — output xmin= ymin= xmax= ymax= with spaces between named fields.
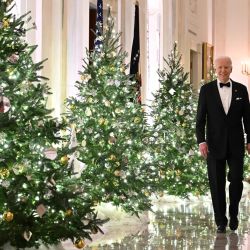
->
xmin=220 ymin=82 xmax=230 ymax=88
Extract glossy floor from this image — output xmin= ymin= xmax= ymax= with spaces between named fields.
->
xmin=62 ymin=194 xmax=250 ymax=250
xmin=88 ymin=204 xmax=250 ymax=249
xmin=4 ymin=195 xmax=250 ymax=249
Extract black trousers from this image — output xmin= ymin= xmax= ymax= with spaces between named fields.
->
xmin=207 ymin=151 xmax=244 ymax=226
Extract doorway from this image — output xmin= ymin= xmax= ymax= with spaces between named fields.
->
xmin=190 ymin=50 xmax=199 ymax=90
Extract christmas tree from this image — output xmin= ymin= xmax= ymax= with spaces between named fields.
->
xmin=150 ymin=43 xmax=209 ymax=197
xmin=66 ymin=11 xmax=159 ymax=216
xmin=0 ymin=1 xmax=106 ymax=248
xmin=244 ymin=152 xmax=250 ymax=181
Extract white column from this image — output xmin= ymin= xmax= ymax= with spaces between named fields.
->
xmin=13 ymin=0 xmax=42 ymax=64
xmin=64 ymin=0 xmax=90 ymax=99
xmin=248 ymin=0 xmax=250 ymax=90
xmin=146 ymin=0 xmax=161 ymax=105
xmin=162 ymin=0 xmax=174 ymax=66
xmin=117 ymin=0 xmax=122 ymax=33
xmin=177 ymin=0 xmax=190 ymax=73
xmin=122 ymin=0 xmax=135 ymax=66
xmin=15 ymin=0 xmax=65 ymax=117
xmin=40 ymin=0 xmax=64 ymax=117
xmin=138 ymin=0 xmax=148 ymax=105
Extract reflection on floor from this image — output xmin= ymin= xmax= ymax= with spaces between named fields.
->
xmin=61 ymin=191 xmax=250 ymax=250
xmin=4 ymin=188 xmax=250 ymax=250
xmin=5 ymin=193 xmax=250 ymax=249
xmin=80 ymin=197 xmax=250 ymax=250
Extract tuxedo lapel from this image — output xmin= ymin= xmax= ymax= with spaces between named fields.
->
xmin=212 ymin=82 xmax=227 ymax=116
xmin=227 ymin=81 xmax=236 ymax=115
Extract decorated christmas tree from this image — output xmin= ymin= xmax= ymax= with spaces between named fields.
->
xmin=150 ymin=43 xmax=209 ymax=197
xmin=0 ymin=1 xmax=106 ymax=248
xmin=66 ymin=11 xmax=159 ymax=215
xmin=244 ymin=152 xmax=250 ymax=181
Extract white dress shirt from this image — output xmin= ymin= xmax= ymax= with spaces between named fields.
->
xmin=217 ymin=79 xmax=232 ymax=114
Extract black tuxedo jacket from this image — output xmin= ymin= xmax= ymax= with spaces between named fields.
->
xmin=196 ymin=80 xmax=250 ymax=159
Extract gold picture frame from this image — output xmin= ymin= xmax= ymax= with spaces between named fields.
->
xmin=202 ymin=42 xmax=214 ymax=81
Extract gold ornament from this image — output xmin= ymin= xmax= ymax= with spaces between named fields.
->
xmin=195 ymin=191 xmax=200 ymax=196
xmin=6 ymin=66 xmax=13 ymax=74
xmin=114 ymin=170 xmax=121 ymax=176
xmin=159 ymin=223 xmax=165 ymax=229
xmin=70 ymin=105 xmax=75 ymax=111
xmin=176 ymin=170 xmax=181 ymax=176
xmin=65 ymin=209 xmax=73 ymax=217
xmin=3 ymin=211 xmax=14 ymax=222
xmin=81 ymin=73 xmax=91 ymax=82
xmin=2 ymin=18 xmax=9 ymax=28
xmin=60 ymin=156 xmax=69 ymax=165
xmin=134 ymin=117 xmax=141 ymax=123
xmin=0 ymin=168 xmax=10 ymax=178
xmin=109 ymin=154 xmax=116 ymax=161
xmin=159 ymin=170 xmax=165 ymax=176
xmin=74 ymin=238 xmax=85 ymax=249
xmin=13 ymin=164 xmax=26 ymax=174
xmin=98 ymin=68 xmax=104 ymax=75
xmin=87 ymin=97 xmax=93 ymax=103
xmin=98 ymin=117 xmax=106 ymax=125
xmin=120 ymin=65 xmax=126 ymax=72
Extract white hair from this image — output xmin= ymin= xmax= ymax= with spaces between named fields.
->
xmin=214 ymin=56 xmax=232 ymax=67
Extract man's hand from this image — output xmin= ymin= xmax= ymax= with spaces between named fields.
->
xmin=199 ymin=142 xmax=208 ymax=159
xmin=247 ymin=143 xmax=250 ymax=154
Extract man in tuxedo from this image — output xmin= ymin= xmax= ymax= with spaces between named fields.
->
xmin=196 ymin=56 xmax=250 ymax=233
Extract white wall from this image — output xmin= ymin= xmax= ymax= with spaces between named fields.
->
xmin=213 ymin=0 xmax=250 ymax=89
xmin=160 ymin=0 xmax=212 ymax=90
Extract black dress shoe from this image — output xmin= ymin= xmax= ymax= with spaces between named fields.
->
xmin=217 ymin=225 xmax=226 ymax=233
xmin=229 ymin=218 xmax=238 ymax=231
